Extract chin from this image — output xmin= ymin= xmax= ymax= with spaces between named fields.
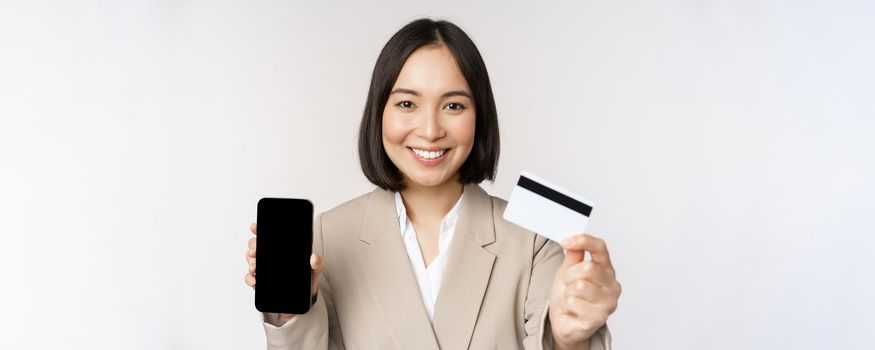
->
xmin=406 ymin=174 xmax=452 ymax=188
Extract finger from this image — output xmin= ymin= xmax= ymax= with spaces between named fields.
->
xmin=250 ymin=223 xmax=257 ymax=235
xmin=561 ymin=295 xmax=609 ymax=323
xmin=564 ymin=279 xmax=609 ymax=302
xmin=560 ymin=308 xmax=609 ymax=333
xmin=244 ymin=273 xmax=256 ymax=287
xmin=311 ymin=254 xmax=324 ymax=295
xmin=246 ymin=252 xmax=255 ymax=265
xmin=311 ymin=253 xmax=324 ymax=272
xmin=248 ymin=237 xmax=256 ymax=250
xmin=562 ymin=261 xmax=615 ymax=287
xmin=249 ymin=260 xmax=256 ymax=274
xmin=247 ymin=247 xmax=256 ymax=258
xmin=560 ymin=234 xmax=613 ymax=268
xmin=560 ymin=294 xmax=593 ymax=317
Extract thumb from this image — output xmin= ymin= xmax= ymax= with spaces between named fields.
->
xmin=560 ymin=247 xmax=584 ymax=271
xmin=310 ymin=253 xmax=325 ymax=273
xmin=310 ymin=254 xmax=324 ymax=294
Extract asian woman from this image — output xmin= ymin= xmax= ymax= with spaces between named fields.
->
xmin=245 ymin=18 xmax=620 ymax=350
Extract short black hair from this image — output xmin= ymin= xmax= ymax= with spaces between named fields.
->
xmin=358 ymin=18 xmax=500 ymax=192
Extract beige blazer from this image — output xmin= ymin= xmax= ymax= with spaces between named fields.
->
xmin=261 ymin=183 xmax=612 ymax=349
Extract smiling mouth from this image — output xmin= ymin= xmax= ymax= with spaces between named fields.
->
xmin=408 ymin=147 xmax=449 ymax=160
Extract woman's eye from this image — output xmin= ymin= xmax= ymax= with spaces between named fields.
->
xmin=397 ymin=101 xmax=415 ymax=109
xmin=445 ymin=102 xmax=465 ymax=111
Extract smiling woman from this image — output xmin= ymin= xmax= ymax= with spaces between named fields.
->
xmin=245 ymin=18 xmax=618 ymax=350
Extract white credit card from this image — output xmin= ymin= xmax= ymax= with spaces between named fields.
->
xmin=503 ymin=171 xmax=594 ymax=244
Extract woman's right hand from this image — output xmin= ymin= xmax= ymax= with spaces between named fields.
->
xmin=245 ymin=223 xmax=325 ymax=322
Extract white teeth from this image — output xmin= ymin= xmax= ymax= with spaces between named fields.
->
xmin=412 ymin=148 xmax=446 ymax=159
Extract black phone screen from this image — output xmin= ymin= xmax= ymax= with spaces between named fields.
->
xmin=255 ymin=198 xmax=313 ymax=314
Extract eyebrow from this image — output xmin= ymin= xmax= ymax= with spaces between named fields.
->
xmin=390 ymin=88 xmax=473 ymax=99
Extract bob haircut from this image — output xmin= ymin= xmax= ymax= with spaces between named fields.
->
xmin=358 ymin=18 xmax=500 ymax=192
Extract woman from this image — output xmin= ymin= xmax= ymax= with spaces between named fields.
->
xmin=244 ymin=18 xmax=620 ymax=350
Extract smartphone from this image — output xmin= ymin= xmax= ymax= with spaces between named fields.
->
xmin=255 ymin=198 xmax=314 ymax=314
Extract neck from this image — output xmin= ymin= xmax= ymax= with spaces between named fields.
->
xmin=400 ymin=177 xmax=464 ymax=223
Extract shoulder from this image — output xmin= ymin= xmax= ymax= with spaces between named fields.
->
xmin=317 ymin=189 xmax=378 ymax=228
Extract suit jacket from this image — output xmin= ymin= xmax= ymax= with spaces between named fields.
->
xmin=261 ymin=183 xmax=612 ymax=349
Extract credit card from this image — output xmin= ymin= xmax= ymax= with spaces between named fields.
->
xmin=503 ymin=171 xmax=594 ymax=244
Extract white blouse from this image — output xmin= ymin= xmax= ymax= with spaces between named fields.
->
xmin=393 ymin=191 xmax=464 ymax=321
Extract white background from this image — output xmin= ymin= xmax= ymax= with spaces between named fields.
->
xmin=2 ymin=1 xmax=873 ymax=349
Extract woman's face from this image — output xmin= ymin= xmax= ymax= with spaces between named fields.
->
xmin=382 ymin=44 xmax=476 ymax=189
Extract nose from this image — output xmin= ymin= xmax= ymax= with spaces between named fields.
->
xmin=415 ymin=107 xmax=445 ymax=141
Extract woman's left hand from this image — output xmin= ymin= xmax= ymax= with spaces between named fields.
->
xmin=548 ymin=233 xmax=621 ymax=349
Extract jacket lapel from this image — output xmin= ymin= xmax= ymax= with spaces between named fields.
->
xmin=358 ymin=188 xmax=440 ymax=350
xmin=431 ymin=184 xmax=497 ymax=350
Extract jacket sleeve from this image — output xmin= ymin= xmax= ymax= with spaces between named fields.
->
xmin=260 ymin=213 xmax=346 ymax=350
xmin=523 ymin=235 xmax=613 ymax=350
